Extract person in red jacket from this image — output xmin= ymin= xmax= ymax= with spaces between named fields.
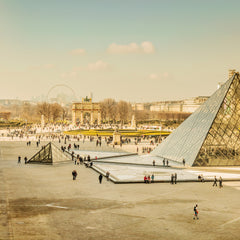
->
xmin=144 ymin=175 xmax=147 ymax=183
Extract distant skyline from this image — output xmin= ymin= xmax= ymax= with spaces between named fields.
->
xmin=1 ymin=0 xmax=240 ymax=102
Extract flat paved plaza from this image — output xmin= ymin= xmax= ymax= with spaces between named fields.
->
xmin=1 ymin=141 xmax=240 ymax=240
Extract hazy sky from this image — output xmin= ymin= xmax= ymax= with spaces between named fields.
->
xmin=1 ymin=0 xmax=240 ymax=102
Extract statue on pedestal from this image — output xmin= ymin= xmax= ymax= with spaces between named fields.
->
xmin=131 ymin=115 xmax=136 ymax=128
xmin=113 ymin=129 xmax=121 ymax=145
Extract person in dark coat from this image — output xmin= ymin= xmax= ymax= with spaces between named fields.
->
xmin=18 ymin=156 xmax=21 ymax=164
xmin=219 ymin=176 xmax=223 ymax=188
xmin=174 ymin=173 xmax=177 ymax=184
xmin=213 ymin=176 xmax=218 ymax=187
xmin=99 ymin=174 xmax=103 ymax=184
xmin=182 ymin=158 xmax=185 ymax=166
xmin=72 ymin=170 xmax=77 ymax=180
xmin=171 ymin=174 xmax=174 ymax=184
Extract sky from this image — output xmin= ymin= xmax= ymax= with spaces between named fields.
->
xmin=1 ymin=0 xmax=240 ymax=102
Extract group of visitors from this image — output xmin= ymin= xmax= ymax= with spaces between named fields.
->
xmin=17 ymin=156 xmax=28 ymax=164
xmin=170 ymin=173 xmax=177 ymax=184
xmin=197 ymin=175 xmax=223 ymax=187
xmin=213 ymin=176 xmax=223 ymax=188
xmin=73 ymin=143 xmax=80 ymax=149
xmin=96 ymin=139 xmax=102 ymax=147
xmin=144 ymin=174 xmax=154 ymax=183
xmin=163 ymin=159 xmax=169 ymax=167
xmin=98 ymin=172 xmax=110 ymax=183
xmin=73 ymin=154 xmax=92 ymax=167
xmin=198 ymin=174 xmax=205 ymax=182
xmin=142 ymin=147 xmax=153 ymax=154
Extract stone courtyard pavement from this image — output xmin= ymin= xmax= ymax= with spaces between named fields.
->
xmin=0 ymin=141 xmax=240 ymax=240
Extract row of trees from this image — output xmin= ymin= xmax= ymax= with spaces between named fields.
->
xmin=37 ymin=103 xmax=69 ymax=122
xmin=100 ymin=99 xmax=132 ymax=124
xmin=1 ymin=102 xmax=71 ymax=123
xmin=0 ymin=98 xmax=191 ymax=125
xmin=100 ymin=99 xmax=191 ymax=124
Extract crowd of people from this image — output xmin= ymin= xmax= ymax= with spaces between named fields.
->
xmin=144 ymin=174 xmax=154 ymax=183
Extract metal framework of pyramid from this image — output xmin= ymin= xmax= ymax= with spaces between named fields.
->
xmin=152 ymin=73 xmax=240 ymax=166
xmin=27 ymin=142 xmax=71 ymax=164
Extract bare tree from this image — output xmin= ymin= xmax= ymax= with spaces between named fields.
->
xmin=51 ymin=103 xmax=62 ymax=122
xmin=100 ymin=101 xmax=107 ymax=122
xmin=61 ymin=106 xmax=69 ymax=121
xmin=135 ymin=110 xmax=150 ymax=121
xmin=37 ymin=102 xmax=51 ymax=122
xmin=21 ymin=102 xmax=38 ymax=122
xmin=117 ymin=100 xmax=131 ymax=124
xmin=100 ymin=98 xmax=117 ymax=123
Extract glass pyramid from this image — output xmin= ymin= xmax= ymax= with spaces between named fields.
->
xmin=152 ymin=73 xmax=240 ymax=166
xmin=27 ymin=142 xmax=71 ymax=164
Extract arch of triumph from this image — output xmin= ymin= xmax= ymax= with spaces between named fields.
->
xmin=72 ymin=97 xmax=101 ymax=125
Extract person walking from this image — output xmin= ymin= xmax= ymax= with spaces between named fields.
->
xmin=166 ymin=160 xmax=169 ymax=167
xmin=193 ymin=204 xmax=199 ymax=220
xmin=24 ymin=157 xmax=27 ymax=164
xmin=106 ymin=171 xmax=110 ymax=181
xmin=182 ymin=158 xmax=185 ymax=166
xmin=153 ymin=160 xmax=155 ymax=166
xmin=99 ymin=174 xmax=103 ymax=184
xmin=151 ymin=174 xmax=154 ymax=183
xmin=18 ymin=156 xmax=21 ymax=164
xmin=213 ymin=176 xmax=218 ymax=187
xmin=174 ymin=173 xmax=177 ymax=184
xmin=219 ymin=176 xmax=223 ymax=188
xmin=144 ymin=175 xmax=147 ymax=183
xmin=147 ymin=175 xmax=151 ymax=184
xmin=72 ymin=170 xmax=77 ymax=180
xmin=171 ymin=174 xmax=174 ymax=184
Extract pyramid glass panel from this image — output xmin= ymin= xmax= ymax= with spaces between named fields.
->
xmin=194 ymin=74 xmax=240 ymax=166
xmin=28 ymin=142 xmax=52 ymax=164
xmin=27 ymin=142 xmax=71 ymax=164
xmin=152 ymin=74 xmax=240 ymax=166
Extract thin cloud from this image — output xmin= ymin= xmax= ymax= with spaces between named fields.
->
xmin=141 ymin=41 xmax=155 ymax=54
xmin=87 ymin=60 xmax=109 ymax=71
xmin=70 ymin=48 xmax=86 ymax=55
xmin=61 ymin=60 xmax=110 ymax=78
xmin=107 ymin=41 xmax=155 ymax=54
xmin=74 ymin=60 xmax=110 ymax=71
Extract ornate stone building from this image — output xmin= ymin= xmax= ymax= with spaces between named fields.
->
xmin=148 ymin=96 xmax=209 ymax=113
xmin=72 ymin=97 xmax=101 ymax=125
